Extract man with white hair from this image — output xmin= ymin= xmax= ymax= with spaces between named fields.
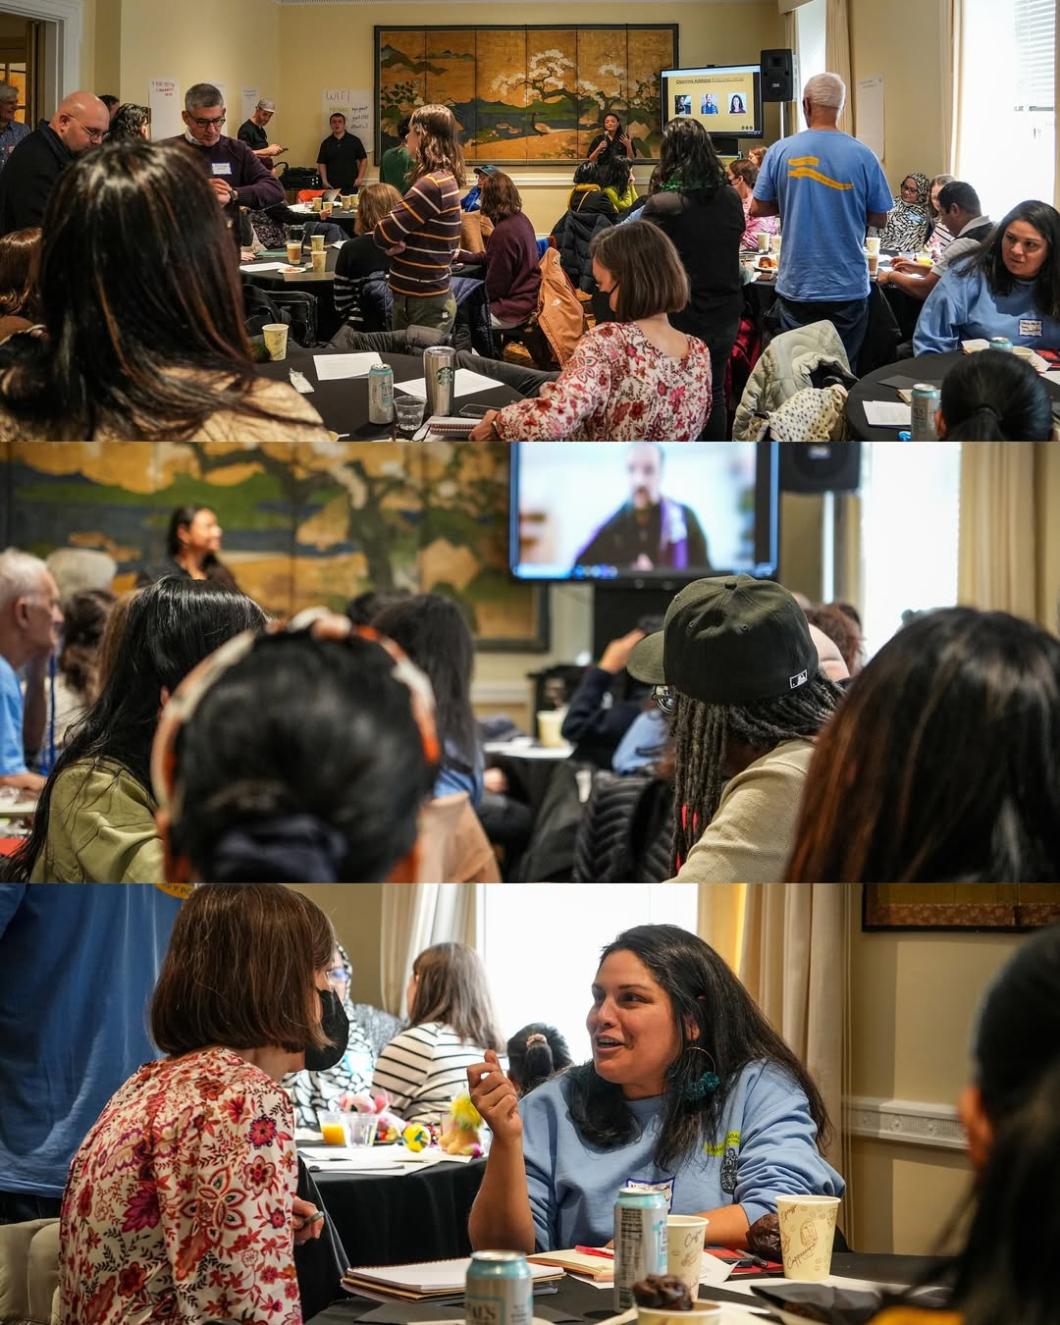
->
xmin=750 ymin=72 xmax=892 ymax=370
xmin=0 ymin=549 xmax=62 ymax=793
xmin=0 ymin=90 xmax=109 ymax=233
xmin=0 ymin=84 xmax=29 ymax=173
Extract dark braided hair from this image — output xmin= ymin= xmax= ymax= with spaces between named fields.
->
xmin=670 ymin=675 xmax=843 ymax=868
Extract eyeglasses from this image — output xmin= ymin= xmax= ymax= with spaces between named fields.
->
xmin=68 ymin=115 xmax=105 ymax=143
xmin=327 ymin=967 xmax=351 ymax=985
xmin=651 ymin=684 xmax=677 ymax=716
xmin=189 ymin=114 xmax=226 ymax=129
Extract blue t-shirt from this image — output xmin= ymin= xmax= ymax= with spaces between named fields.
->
xmin=0 ymin=654 xmax=26 ymax=775
xmin=753 ymin=129 xmax=892 ymax=303
xmin=0 ymin=882 xmax=184 ymax=1196
xmin=520 ymin=1061 xmax=844 ymax=1250
xmin=912 ymin=264 xmax=1060 ymax=355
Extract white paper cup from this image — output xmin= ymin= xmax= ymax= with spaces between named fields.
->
xmin=311 ymin=233 xmax=325 ymax=252
xmin=777 ymin=1195 xmax=840 ymax=1282
xmin=757 ymin=231 xmax=770 ymax=253
xmin=537 ymin=710 xmax=565 ymax=747
xmin=666 ymin=1215 xmax=708 ymax=1298
xmin=262 ymin=323 xmax=288 ymax=361
xmin=1012 ymin=345 xmax=1034 ymax=362
xmin=865 ymin=235 xmax=881 ymax=256
xmin=311 ymin=197 xmax=323 ymax=212
xmin=637 ymin=1306 xmax=720 ymax=1325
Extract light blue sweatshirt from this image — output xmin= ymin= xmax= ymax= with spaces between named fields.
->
xmin=519 ymin=1060 xmax=844 ymax=1250
xmin=913 ymin=264 xmax=1060 ymax=355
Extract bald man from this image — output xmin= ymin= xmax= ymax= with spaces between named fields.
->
xmin=0 ymin=90 xmax=109 ymax=234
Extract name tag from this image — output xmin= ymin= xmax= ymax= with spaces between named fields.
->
xmin=1019 ymin=318 xmax=1042 ymax=338
xmin=211 ymin=162 xmax=233 ymax=177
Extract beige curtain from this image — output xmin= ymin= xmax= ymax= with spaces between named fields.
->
xmin=942 ymin=0 xmax=964 ymax=174
xmin=698 ymin=884 xmax=852 ymax=1223
xmin=957 ymin=443 xmax=1039 ymax=619
xmin=825 ymin=0 xmax=854 ymax=135
xmin=784 ymin=11 xmax=799 ymax=137
xmin=379 ymin=884 xmax=476 ymax=1017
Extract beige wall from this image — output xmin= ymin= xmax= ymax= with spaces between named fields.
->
xmin=848 ymin=908 xmax=1021 ymax=1253
xmin=1037 ymin=442 xmax=1060 ymax=632
xmin=291 ymin=884 xmax=386 ymax=1006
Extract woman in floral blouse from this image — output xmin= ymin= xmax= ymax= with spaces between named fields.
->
xmin=59 ymin=885 xmax=341 ymax=1325
xmin=469 ymin=221 xmax=712 ymax=442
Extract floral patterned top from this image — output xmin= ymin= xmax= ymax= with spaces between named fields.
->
xmin=492 ymin=321 xmax=713 ymax=441
xmin=60 ymin=1047 xmax=301 ymax=1325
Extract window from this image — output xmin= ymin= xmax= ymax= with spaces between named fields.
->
xmin=795 ymin=0 xmax=827 ymax=96
xmin=477 ymin=885 xmax=698 ymax=1062
xmin=858 ymin=442 xmax=961 ymax=659
xmin=956 ymin=0 xmax=1055 ymax=218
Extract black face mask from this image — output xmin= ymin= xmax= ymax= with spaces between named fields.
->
xmin=305 ymin=987 xmax=349 ymax=1072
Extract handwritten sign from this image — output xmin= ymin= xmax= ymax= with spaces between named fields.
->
xmin=323 ymin=88 xmax=372 ymax=143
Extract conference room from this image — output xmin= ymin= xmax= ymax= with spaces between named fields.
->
xmin=2 ymin=881 xmax=1060 ymax=1325
xmin=0 ymin=0 xmax=1054 ymax=440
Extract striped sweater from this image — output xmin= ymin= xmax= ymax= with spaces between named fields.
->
xmin=373 ymin=170 xmax=462 ymax=299
xmin=371 ymin=1020 xmax=488 ymax=1126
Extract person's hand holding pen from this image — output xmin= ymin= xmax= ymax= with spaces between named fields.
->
xmin=292 ymin=1196 xmax=326 ymax=1245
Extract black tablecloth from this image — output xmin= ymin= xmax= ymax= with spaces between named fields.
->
xmin=308 ymin=1252 xmax=946 ymax=1324
xmin=244 ymin=247 xmax=341 ymax=340
xmin=846 ymin=348 xmax=1060 ymax=439
xmin=313 ymin=1158 xmax=486 ymax=1269
xmin=255 ymin=350 xmax=522 ymax=437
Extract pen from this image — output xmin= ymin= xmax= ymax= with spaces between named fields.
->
xmin=574 ymin=1246 xmax=615 ymax=1259
xmin=295 ymin=1210 xmax=326 ymax=1230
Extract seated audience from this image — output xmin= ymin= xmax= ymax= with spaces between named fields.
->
xmin=468 ymin=923 xmax=843 ymax=1251
xmin=59 ymin=884 xmax=332 ymax=1325
xmin=107 ymin=102 xmax=150 ymax=141
xmin=561 ymin=625 xmax=654 ymax=767
xmin=747 ymin=145 xmax=768 ymax=169
xmin=880 ymin=181 xmax=992 ymax=304
xmin=870 ymin=924 xmax=1060 ymax=1325
xmin=550 ymin=164 xmax=616 ymax=293
xmin=0 ymin=548 xmax=61 ymax=793
xmin=469 ymin=222 xmax=712 ymax=441
xmin=53 ymin=588 xmax=115 ymax=746
xmin=0 ymin=140 xmax=327 ymax=440
xmin=627 ymin=575 xmax=843 ymax=883
xmin=373 ymin=942 xmax=503 ymax=1126
xmin=373 ymin=592 xmax=483 ymax=807
xmin=0 ymin=226 xmax=40 ymax=339
xmin=333 ymin=181 xmax=401 ymax=332
xmin=913 ymin=199 xmax=1060 ymax=355
xmin=140 ymin=504 xmax=241 ymax=590
xmin=598 ymin=154 xmax=637 ymax=215
xmin=641 ymin=117 xmax=744 ymax=439
xmin=153 ymin=611 xmax=436 ymax=884
xmin=565 ymin=161 xmax=618 ymax=218
xmin=457 ymin=171 xmax=541 ymax=331
xmin=0 ymin=91 xmax=109 ymax=234
xmin=4 ymin=578 xmax=266 ymax=884
xmin=728 ymin=158 xmax=778 ymax=250
xmin=935 ymin=348 xmax=1054 ymax=439
xmin=787 ymin=607 xmax=1060 ymax=882
xmin=878 ymin=171 xmax=932 ymax=251
xmin=506 ymin=1023 xmax=573 ymax=1096
xmin=924 ymin=172 xmax=956 ymax=258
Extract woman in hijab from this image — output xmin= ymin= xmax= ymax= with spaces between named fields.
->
xmin=879 ymin=171 xmax=932 ymax=251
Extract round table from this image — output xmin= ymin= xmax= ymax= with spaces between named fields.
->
xmin=244 ymin=247 xmax=341 ymax=341
xmin=846 ymin=348 xmax=1060 ymax=439
xmin=285 ymin=204 xmax=359 ymax=236
xmin=256 ymin=349 xmax=522 ymax=438
xmin=483 ymin=741 xmax=574 ymax=817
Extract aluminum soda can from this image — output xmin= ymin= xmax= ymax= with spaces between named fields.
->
xmin=424 ymin=344 xmax=456 ymax=417
xmin=910 ymin=383 xmax=940 ymax=440
xmin=613 ymin=1190 xmax=668 ymax=1311
xmin=368 ymin=363 xmax=394 ymax=425
xmin=988 ymin=337 xmax=1012 ymax=352
xmin=465 ymin=1250 xmax=533 ymax=1325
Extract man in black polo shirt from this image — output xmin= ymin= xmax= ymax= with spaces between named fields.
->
xmin=171 ymin=82 xmax=283 ymax=214
xmin=316 ymin=113 xmax=366 ymax=193
xmin=0 ymin=90 xmax=109 ymax=233
xmin=238 ymin=97 xmax=286 ymax=164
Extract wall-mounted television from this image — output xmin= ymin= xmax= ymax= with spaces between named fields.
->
xmin=660 ymin=62 xmax=764 ymax=139
xmin=509 ymin=441 xmax=779 ymax=587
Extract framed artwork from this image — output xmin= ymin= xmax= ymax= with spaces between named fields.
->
xmin=863 ymin=884 xmax=1060 ymax=932
xmin=0 ymin=441 xmax=549 ymax=653
xmin=376 ymin=25 xmax=679 ymax=164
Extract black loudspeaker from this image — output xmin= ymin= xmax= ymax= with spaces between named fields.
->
xmin=761 ymin=49 xmax=795 ymax=103
xmin=780 ymin=443 xmax=862 ymax=494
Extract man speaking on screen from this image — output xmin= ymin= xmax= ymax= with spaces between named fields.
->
xmin=573 ymin=443 xmax=711 ymax=574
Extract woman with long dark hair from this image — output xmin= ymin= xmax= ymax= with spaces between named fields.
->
xmin=786 ymin=607 xmax=1060 ymax=882
xmin=143 ymin=504 xmax=241 ymax=591
xmin=373 ymin=942 xmax=503 ymax=1125
xmin=587 ymin=111 xmax=635 ymax=164
xmin=640 ymin=117 xmax=744 ymax=438
xmin=0 ymin=139 xmax=327 ymax=440
xmin=53 ymin=588 xmax=115 ymax=747
xmin=914 ymin=199 xmax=1060 ymax=354
xmin=4 ymin=577 xmax=266 ymax=883
xmin=0 ymin=226 xmax=41 ymax=340
xmin=468 ymin=924 xmax=841 ymax=1251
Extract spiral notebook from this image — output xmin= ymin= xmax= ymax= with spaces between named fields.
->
xmin=342 ymin=1256 xmax=563 ymax=1301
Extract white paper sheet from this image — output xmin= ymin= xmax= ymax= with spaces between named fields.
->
xmin=395 ymin=368 xmax=501 ymax=400
xmin=240 ymin=262 xmax=287 ymax=273
xmin=1045 ymin=370 xmax=1060 ymax=385
xmin=863 ymin=400 xmax=912 ymax=428
xmin=148 ymin=78 xmax=181 ymax=140
xmin=700 ymin=1253 xmax=734 ymax=1287
xmin=313 ymin=352 xmax=383 ymax=380
xmin=855 ymin=75 xmax=885 ymax=160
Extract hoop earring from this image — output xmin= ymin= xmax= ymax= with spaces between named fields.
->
xmin=681 ymin=1044 xmax=720 ymax=1102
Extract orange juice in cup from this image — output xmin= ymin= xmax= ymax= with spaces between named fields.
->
xmin=320 ymin=1111 xmax=349 ymax=1145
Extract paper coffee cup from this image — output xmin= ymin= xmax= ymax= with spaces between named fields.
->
xmin=311 ymin=233 xmax=325 ymax=252
xmin=867 ymin=252 xmax=879 ymax=277
xmin=770 ymin=233 xmax=782 ymax=256
xmin=757 ymin=232 xmax=770 ymax=253
xmin=637 ymin=1307 xmax=720 ymax=1325
xmin=666 ymin=1215 xmax=708 ymax=1298
xmin=777 ymin=1195 xmax=840 ymax=1282
xmin=1012 ymin=345 xmax=1034 ymax=361
xmin=537 ymin=710 xmax=566 ymax=748
xmin=286 ymin=241 xmax=303 ymax=265
xmin=311 ymin=250 xmax=327 ymax=274
xmin=865 ymin=236 xmax=881 ymax=256
xmin=311 ymin=197 xmax=323 ymax=212
xmin=262 ymin=323 xmax=288 ymax=361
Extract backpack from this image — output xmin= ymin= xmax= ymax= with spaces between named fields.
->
xmin=242 ymin=283 xmax=319 ymax=347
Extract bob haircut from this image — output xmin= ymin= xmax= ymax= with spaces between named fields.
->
xmin=0 ymin=227 xmax=41 ymax=319
xmin=590 ymin=220 xmax=689 ymax=322
xmin=728 ymin=158 xmax=758 ymax=188
xmin=409 ymin=103 xmax=466 ymax=187
xmin=786 ymin=607 xmax=1060 ymax=882
xmin=355 ymin=181 xmax=403 ymax=235
xmin=409 ymin=942 xmax=503 ymax=1052
xmin=151 ymin=884 xmax=335 ymax=1055
xmin=480 ymin=172 xmax=523 ymax=222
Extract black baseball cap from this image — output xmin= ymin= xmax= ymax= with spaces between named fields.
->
xmin=627 ymin=575 xmax=819 ymax=705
